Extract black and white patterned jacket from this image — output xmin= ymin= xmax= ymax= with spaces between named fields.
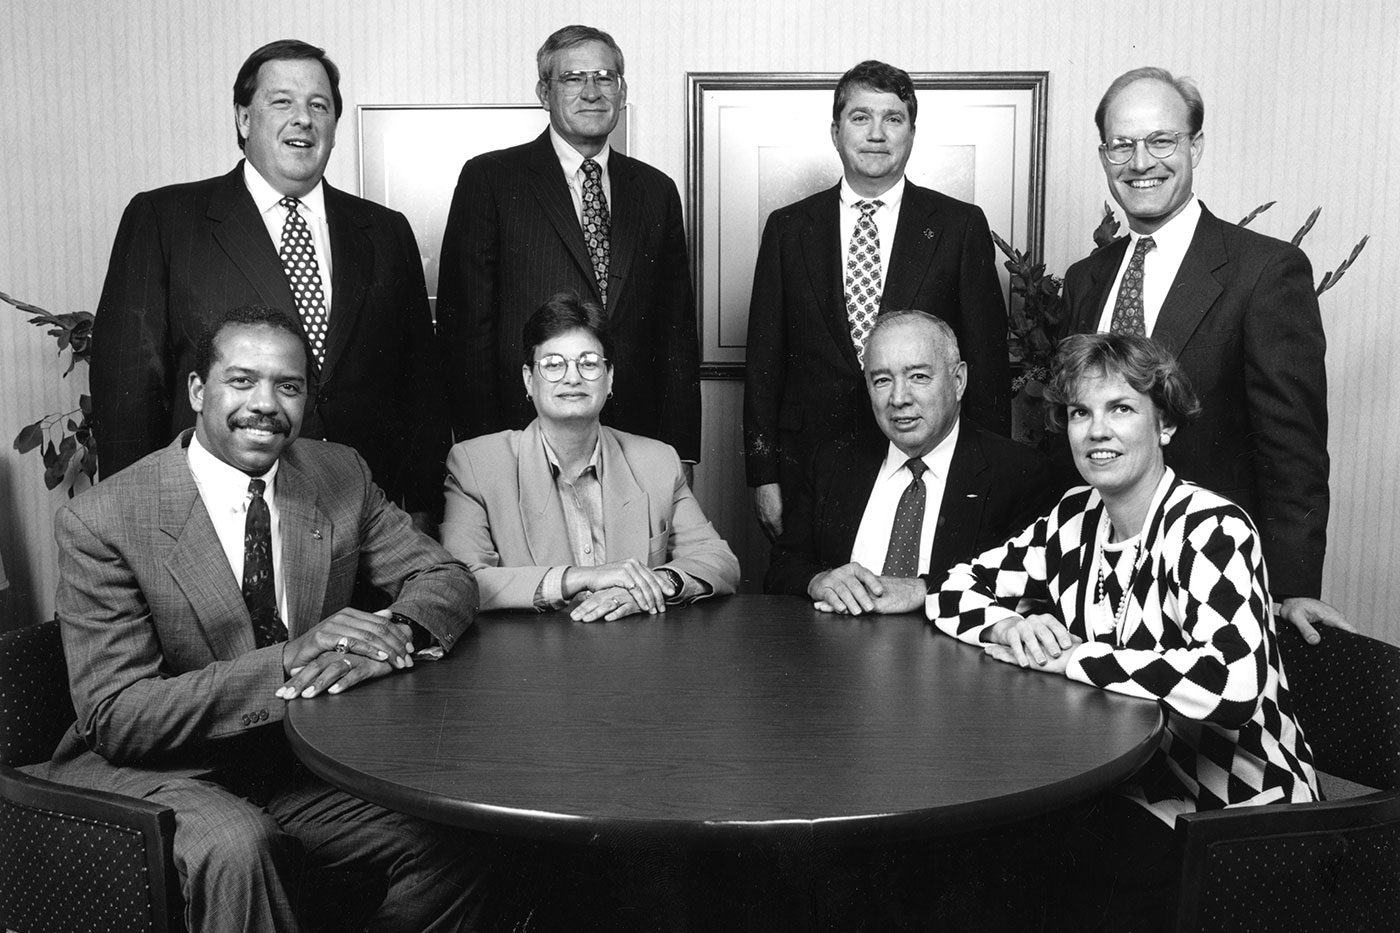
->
xmin=933 ymin=470 xmax=1318 ymax=825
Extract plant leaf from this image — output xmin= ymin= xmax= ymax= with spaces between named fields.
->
xmin=1290 ymin=207 xmax=1321 ymax=247
xmin=1238 ymin=201 xmax=1276 ymax=227
xmin=14 ymin=421 xmax=44 ymax=454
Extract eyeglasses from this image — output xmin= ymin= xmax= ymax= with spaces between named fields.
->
xmin=551 ymin=69 xmax=624 ymax=96
xmin=1099 ymin=131 xmax=1196 ymax=164
xmin=532 ymin=352 xmax=608 ymax=382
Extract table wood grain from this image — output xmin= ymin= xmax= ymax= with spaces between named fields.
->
xmin=286 ymin=595 xmax=1162 ymax=846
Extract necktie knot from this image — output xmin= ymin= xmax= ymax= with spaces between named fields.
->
xmin=905 ymin=458 xmax=927 ymax=483
xmin=582 ymin=158 xmax=602 ymax=180
xmin=856 ymin=199 xmax=883 ymax=219
xmin=279 ymin=196 xmax=301 ymax=213
xmin=248 ymin=477 xmax=266 ymax=499
xmin=1134 ymin=235 xmax=1156 ymax=256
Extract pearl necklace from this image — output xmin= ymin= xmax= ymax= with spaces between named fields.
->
xmin=1094 ymin=512 xmax=1144 ymax=638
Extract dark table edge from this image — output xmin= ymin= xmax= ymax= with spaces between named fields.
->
xmin=286 ymin=706 xmax=1166 ymax=848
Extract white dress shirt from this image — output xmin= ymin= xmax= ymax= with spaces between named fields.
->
xmin=243 ymin=160 xmax=334 ymax=312
xmin=550 ymin=127 xmax=613 ymax=227
xmin=850 ymin=419 xmax=959 ymax=577
xmin=838 ymin=175 xmax=906 ymax=290
xmin=187 ymin=434 xmax=289 ymax=630
xmin=1096 ymin=197 xmax=1202 ymax=335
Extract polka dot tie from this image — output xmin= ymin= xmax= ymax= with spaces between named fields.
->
xmin=882 ymin=458 xmax=927 ymax=578
xmin=1109 ymin=235 xmax=1156 ymax=337
xmin=278 ymin=196 xmax=329 ymax=367
xmin=845 ymin=199 xmax=884 ymax=363
xmin=581 ymin=158 xmax=611 ymax=307
xmin=242 ymin=478 xmax=285 ymax=648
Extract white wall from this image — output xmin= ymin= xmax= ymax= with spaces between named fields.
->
xmin=2 ymin=0 xmax=1396 ymax=640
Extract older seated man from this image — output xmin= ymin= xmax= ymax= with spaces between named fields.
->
xmin=766 ymin=309 xmax=1051 ymax=613
xmin=442 ymin=292 xmax=739 ymax=619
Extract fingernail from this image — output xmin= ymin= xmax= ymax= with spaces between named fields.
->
xmin=329 ymin=683 xmax=343 ymax=694
xmin=377 ymin=650 xmax=389 ymax=660
xmin=302 ymin=686 xmax=317 ymax=697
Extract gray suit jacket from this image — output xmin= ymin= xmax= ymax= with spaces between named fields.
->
xmin=40 ymin=431 xmax=477 ymax=798
xmin=441 ymin=421 xmax=739 ymax=610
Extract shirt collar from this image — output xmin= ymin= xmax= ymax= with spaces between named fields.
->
xmin=839 ymin=174 xmax=906 ymax=212
xmin=540 ymin=429 xmax=604 ymax=482
xmin=1129 ymin=196 xmax=1201 ymax=254
xmin=877 ymin=417 xmax=960 ymax=483
xmin=549 ymin=126 xmax=611 ymax=179
xmin=187 ymin=430 xmax=281 ymax=502
xmin=242 ymin=159 xmax=327 ymax=221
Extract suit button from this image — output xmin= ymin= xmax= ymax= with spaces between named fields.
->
xmin=240 ymin=714 xmax=250 ymax=726
xmin=259 ymin=710 xmax=269 ymax=722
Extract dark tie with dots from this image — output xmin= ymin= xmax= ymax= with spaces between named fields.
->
xmin=277 ymin=196 xmax=329 ymax=367
xmin=1109 ymin=235 xmax=1156 ymax=337
xmin=243 ymin=478 xmax=285 ymax=648
xmin=581 ymin=159 xmax=611 ymax=306
xmin=883 ymin=458 xmax=928 ymax=578
xmin=845 ymin=199 xmax=884 ymax=363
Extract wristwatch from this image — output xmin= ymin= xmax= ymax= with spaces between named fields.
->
xmin=657 ymin=567 xmax=684 ymax=598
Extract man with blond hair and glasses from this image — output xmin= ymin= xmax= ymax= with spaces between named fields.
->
xmin=437 ymin=25 xmax=701 ymax=477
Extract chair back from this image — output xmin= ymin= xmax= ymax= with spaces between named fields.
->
xmin=1278 ymin=624 xmax=1400 ymax=791
xmin=0 ymin=620 xmax=77 ymax=768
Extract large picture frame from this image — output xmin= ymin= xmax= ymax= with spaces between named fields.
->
xmin=358 ymin=104 xmax=630 ymax=312
xmin=687 ymin=72 xmax=1047 ymax=377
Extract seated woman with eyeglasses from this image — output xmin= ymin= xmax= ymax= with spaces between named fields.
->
xmin=442 ymin=292 xmax=739 ymax=620
xmin=932 ymin=333 xmax=1318 ymax=929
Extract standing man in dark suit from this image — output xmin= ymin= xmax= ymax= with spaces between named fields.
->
xmin=1061 ymin=66 xmax=1350 ymax=640
xmin=436 ymin=24 xmax=701 ymax=469
xmin=92 ymin=39 xmax=447 ymax=522
xmin=36 ymin=306 xmax=484 ymax=931
xmin=745 ymin=60 xmax=1010 ymax=542
xmin=767 ymin=310 xmax=1048 ymax=613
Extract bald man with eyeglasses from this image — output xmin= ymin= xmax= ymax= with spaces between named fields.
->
xmin=437 ymin=24 xmax=701 ymax=471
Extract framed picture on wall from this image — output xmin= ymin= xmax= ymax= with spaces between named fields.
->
xmin=358 ymin=104 xmax=631 ymax=314
xmin=686 ymin=72 xmax=1047 ymax=376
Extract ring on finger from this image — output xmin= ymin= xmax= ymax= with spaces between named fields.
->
xmin=612 ymin=597 xmax=621 ymax=609
xmin=342 ymin=657 xmax=353 ymax=668
xmin=334 ymin=636 xmax=350 ymax=653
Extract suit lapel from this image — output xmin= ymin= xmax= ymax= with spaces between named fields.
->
xmin=208 ymin=163 xmax=297 ymax=311
xmin=517 ymin=422 xmax=576 ymax=565
xmin=599 ymin=429 xmax=649 ymax=561
xmin=273 ymin=451 xmax=332 ymax=638
xmin=321 ymin=184 xmax=373 ymax=385
xmin=525 ymin=131 xmax=599 ymax=299
xmin=927 ymin=426 xmax=988 ymax=577
xmin=881 ymin=183 xmax=940 ymax=311
xmin=159 ymin=434 xmax=254 ymax=660
xmin=799 ymin=186 xmax=862 ymax=373
xmin=604 ymin=152 xmax=641 ymax=310
xmin=831 ymin=444 xmax=885 ymax=560
xmin=1072 ymin=237 xmax=1129 ymax=333
xmin=1149 ymin=206 xmax=1226 ymax=356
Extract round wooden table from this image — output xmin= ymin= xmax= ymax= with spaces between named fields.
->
xmin=286 ymin=595 xmax=1162 ymax=848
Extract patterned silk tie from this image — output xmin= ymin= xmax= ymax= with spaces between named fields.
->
xmin=882 ymin=458 xmax=928 ymax=578
xmin=845 ymin=199 xmax=884 ymax=363
xmin=580 ymin=158 xmax=611 ymax=307
xmin=278 ymin=196 xmax=329 ymax=367
xmin=1109 ymin=235 xmax=1156 ymax=337
xmin=243 ymin=478 xmax=286 ymax=648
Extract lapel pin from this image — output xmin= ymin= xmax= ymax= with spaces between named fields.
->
xmin=923 ymin=228 xmax=935 ymax=239
xmin=311 ymin=530 xmax=322 ymax=540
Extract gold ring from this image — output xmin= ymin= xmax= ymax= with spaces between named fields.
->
xmin=612 ymin=597 xmax=621 ymax=609
xmin=334 ymin=637 xmax=350 ymax=653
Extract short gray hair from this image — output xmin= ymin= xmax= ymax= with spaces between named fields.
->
xmin=536 ymin=25 xmax=625 ymax=83
xmin=866 ymin=310 xmax=961 ymax=369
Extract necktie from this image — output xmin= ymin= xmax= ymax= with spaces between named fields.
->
xmin=278 ymin=196 xmax=329 ymax=367
xmin=1109 ymin=235 xmax=1156 ymax=337
xmin=243 ymin=478 xmax=285 ymax=648
xmin=845 ymin=199 xmax=884 ymax=362
xmin=580 ymin=158 xmax=611 ymax=307
xmin=882 ymin=458 xmax=928 ymax=578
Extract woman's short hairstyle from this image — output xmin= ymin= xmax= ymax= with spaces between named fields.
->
xmin=1045 ymin=333 xmax=1201 ymax=430
xmin=521 ymin=292 xmax=616 ymax=368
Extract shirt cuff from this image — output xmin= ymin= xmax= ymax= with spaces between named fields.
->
xmin=533 ymin=567 xmax=570 ymax=612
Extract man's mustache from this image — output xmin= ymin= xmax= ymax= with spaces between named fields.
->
xmin=229 ymin=415 xmax=291 ymax=435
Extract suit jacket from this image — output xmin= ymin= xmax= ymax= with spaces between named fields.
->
xmin=436 ymin=131 xmax=701 ymax=459
xmin=38 ymin=432 xmax=477 ymax=799
xmin=743 ymin=182 xmax=1010 ymax=491
xmin=934 ymin=471 xmax=1317 ymax=823
xmin=441 ymin=421 xmax=739 ymax=611
xmin=91 ymin=163 xmax=449 ymax=512
xmin=1061 ymin=204 xmax=1329 ymax=597
xmin=765 ymin=421 xmax=1052 ymax=596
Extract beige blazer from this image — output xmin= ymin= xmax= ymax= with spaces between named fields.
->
xmin=442 ymin=421 xmax=739 ymax=610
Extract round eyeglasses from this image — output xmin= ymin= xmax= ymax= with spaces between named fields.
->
xmin=1099 ymin=131 xmax=1195 ymax=164
xmin=551 ymin=69 xmax=624 ymax=97
xmin=532 ymin=352 xmax=608 ymax=382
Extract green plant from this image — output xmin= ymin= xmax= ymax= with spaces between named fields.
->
xmin=3 ymin=291 xmax=97 ymax=493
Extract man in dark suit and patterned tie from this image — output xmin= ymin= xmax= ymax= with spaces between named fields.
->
xmin=1060 ymin=66 xmax=1351 ymax=640
xmin=91 ymin=40 xmax=447 ymax=523
xmin=436 ymin=25 xmax=701 ymax=469
xmin=745 ymin=60 xmax=1011 ymax=543
xmin=767 ymin=310 xmax=1049 ymax=613
xmin=34 ymin=306 xmax=485 ymax=932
